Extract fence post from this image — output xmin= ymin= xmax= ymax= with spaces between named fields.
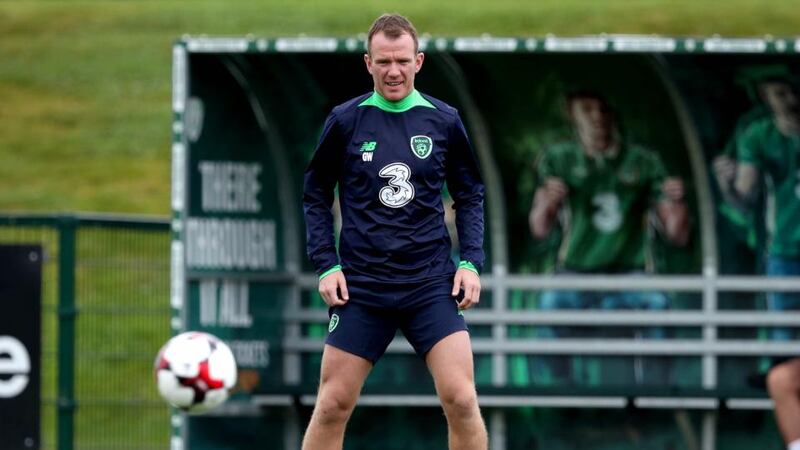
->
xmin=57 ymin=215 xmax=77 ymax=450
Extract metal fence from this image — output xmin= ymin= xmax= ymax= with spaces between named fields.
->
xmin=0 ymin=213 xmax=171 ymax=450
xmin=276 ymin=273 xmax=800 ymax=450
xmin=3 ymin=213 xmax=798 ymax=450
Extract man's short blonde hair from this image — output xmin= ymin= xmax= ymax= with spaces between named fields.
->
xmin=367 ymin=13 xmax=419 ymax=54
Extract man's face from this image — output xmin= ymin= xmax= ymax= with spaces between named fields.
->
xmin=365 ymin=31 xmax=424 ymax=101
xmin=569 ymin=97 xmax=614 ymax=142
xmin=761 ymin=81 xmax=800 ymax=116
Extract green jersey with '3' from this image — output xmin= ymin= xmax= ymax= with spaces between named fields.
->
xmin=537 ymin=141 xmax=666 ymax=272
xmin=737 ymin=117 xmax=800 ymax=257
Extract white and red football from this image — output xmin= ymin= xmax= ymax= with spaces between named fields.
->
xmin=154 ymin=331 xmax=237 ymax=413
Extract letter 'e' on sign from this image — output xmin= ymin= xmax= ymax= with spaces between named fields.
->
xmin=0 ymin=336 xmax=31 ymax=398
xmin=0 ymin=245 xmax=42 ymax=450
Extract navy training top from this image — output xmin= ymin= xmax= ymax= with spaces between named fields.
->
xmin=303 ymin=90 xmax=485 ymax=282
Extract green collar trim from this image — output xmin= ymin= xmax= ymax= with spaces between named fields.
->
xmin=358 ymin=89 xmax=435 ymax=113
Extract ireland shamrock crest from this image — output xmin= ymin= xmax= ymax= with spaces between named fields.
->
xmin=410 ymin=135 xmax=433 ymax=159
xmin=328 ymin=313 xmax=340 ymax=332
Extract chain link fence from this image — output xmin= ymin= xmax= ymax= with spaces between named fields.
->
xmin=0 ymin=214 xmax=171 ymax=449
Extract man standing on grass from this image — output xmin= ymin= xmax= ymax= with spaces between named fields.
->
xmin=301 ymin=13 xmax=488 ymax=450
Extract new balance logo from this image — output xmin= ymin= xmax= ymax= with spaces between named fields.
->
xmin=361 ymin=141 xmax=376 ymax=162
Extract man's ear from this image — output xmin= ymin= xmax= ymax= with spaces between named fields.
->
xmin=757 ymin=83 xmax=769 ymax=104
xmin=562 ymin=98 xmax=573 ymax=121
xmin=364 ymin=53 xmax=372 ymax=74
xmin=415 ymin=52 xmax=425 ymax=73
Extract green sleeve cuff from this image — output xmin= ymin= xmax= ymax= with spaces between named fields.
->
xmin=319 ymin=265 xmax=342 ymax=281
xmin=458 ymin=260 xmax=479 ymax=275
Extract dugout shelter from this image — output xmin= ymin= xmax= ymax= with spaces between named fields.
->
xmin=170 ymin=34 xmax=800 ymax=450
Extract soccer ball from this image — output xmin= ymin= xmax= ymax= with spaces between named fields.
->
xmin=154 ymin=331 xmax=237 ymax=413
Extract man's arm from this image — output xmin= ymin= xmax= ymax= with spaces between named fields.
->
xmin=529 ymin=177 xmax=568 ymax=239
xmin=303 ymin=112 xmax=348 ymax=305
xmin=713 ymin=155 xmax=761 ymax=210
xmin=655 ymin=177 xmax=690 ymax=247
xmin=713 ymin=122 xmax=763 ymax=211
xmin=446 ymin=114 xmax=485 ymax=310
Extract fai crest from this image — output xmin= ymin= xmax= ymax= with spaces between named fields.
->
xmin=410 ymin=135 xmax=433 ymax=159
xmin=328 ymin=313 xmax=340 ymax=332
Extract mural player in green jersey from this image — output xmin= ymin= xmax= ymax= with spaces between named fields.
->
xmin=713 ymin=74 xmax=800 ymax=341
xmin=529 ymin=90 xmax=690 ymax=386
xmin=714 ymin=73 xmax=800 ymax=450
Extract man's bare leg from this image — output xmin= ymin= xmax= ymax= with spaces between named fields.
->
xmin=768 ymin=358 xmax=800 ymax=449
xmin=302 ymin=345 xmax=372 ymax=450
xmin=426 ymin=331 xmax=488 ymax=450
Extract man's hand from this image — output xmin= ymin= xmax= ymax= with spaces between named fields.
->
xmin=318 ymin=270 xmax=349 ymax=307
xmin=657 ymin=177 xmax=690 ymax=246
xmin=452 ymin=268 xmax=481 ymax=311
xmin=539 ymin=177 xmax=568 ymax=209
xmin=712 ymin=155 xmax=760 ymax=208
xmin=530 ymin=177 xmax=568 ymax=239
xmin=712 ymin=155 xmax=737 ymax=191
xmin=661 ymin=177 xmax=685 ymax=202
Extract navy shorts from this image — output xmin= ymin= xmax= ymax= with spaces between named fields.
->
xmin=325 ymin=276 xmax=467 ymax=364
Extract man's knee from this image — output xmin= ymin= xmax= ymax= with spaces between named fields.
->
xmin=314 ymin=384 xmax=359 ymax=425
xmin=768 ymin=361 xmax=800 ymax=397
xmin=440 ymin=386 xmax=480 ymax=420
